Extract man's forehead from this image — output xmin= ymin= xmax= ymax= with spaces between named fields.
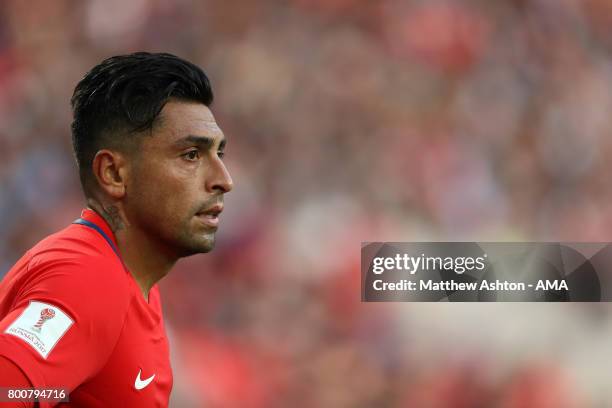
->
xmin=157 ymin=100 xmax=224 ymax=140
xmin=195 ymin=120 xmax=222 ymax=133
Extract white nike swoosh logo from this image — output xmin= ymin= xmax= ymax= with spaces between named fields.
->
xmin=134 ymin=369 xmax=156 ymax=390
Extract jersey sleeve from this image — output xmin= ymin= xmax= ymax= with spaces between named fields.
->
xmin=0 ymin=254 xmax=131 ymax=399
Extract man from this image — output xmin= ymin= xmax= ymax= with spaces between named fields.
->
xmin=0 ymin=52 xmax=233 ymax=407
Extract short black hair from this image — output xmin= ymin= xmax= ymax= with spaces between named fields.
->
xmin=70 ymin=52 xmax=214 ymax=194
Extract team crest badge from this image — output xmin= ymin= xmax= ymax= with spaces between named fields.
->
xmin=5 ymin=301 xmax=73 ymax=359
xmin=31 ymin=308 xmax=56 ymax=333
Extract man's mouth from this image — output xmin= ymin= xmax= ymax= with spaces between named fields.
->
xmin=196 ymin=204 xmax=223 ymax=228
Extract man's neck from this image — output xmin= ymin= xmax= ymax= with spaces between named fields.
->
xmin=87 ymin=200 xmax=177 ymax=301
xmin=115 ymin=226 xmax=177 ymax=301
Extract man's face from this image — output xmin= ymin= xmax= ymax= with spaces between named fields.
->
xmin=125 ymin=99 xmax=233 ymax=257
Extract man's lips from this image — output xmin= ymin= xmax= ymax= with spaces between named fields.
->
xmin=196 ymin=204 xmax=223 ymax=228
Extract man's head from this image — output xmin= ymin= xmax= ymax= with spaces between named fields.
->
xmin=71 ymin=52 xmax=233 ymax=256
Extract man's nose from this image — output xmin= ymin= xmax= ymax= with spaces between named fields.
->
xmin=206 ymin=158 xmax=233 ymax=194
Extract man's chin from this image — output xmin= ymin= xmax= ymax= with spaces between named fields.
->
xmin=178 ymin=236 xmax=216 ymax=257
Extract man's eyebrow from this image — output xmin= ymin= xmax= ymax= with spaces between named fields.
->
xmin=174 ymin=135 xmax=226 ymax=149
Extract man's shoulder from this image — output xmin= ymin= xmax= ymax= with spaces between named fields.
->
xmin=26 ymin=223 xmax=122 ymax=272
xmin=5 ymin=223 xmax=132 ymax=307
xmin=32 ymin=222 xmax=117 ymax=259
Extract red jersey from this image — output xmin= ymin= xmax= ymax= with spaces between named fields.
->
xmin=0 ymin=209 xmax=173 ymax=407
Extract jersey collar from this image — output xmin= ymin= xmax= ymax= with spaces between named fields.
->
xmin=79 ymin=208 xmax=119 ymax=248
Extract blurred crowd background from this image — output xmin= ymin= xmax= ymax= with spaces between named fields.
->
xmin=2 ymin=0 xmax=612 ymax=406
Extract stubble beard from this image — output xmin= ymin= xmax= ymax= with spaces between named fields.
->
xmin=174 ymin=219 xmax=217 ymax=257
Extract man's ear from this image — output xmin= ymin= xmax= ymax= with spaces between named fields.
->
xmin=91 ymin=149 xmax=129 ymax=199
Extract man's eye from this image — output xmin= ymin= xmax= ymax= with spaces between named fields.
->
xmin=218 ymin=151 xmax=225 ymax=159
xmin=183 ymin=150 xmax=200 ymax=161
